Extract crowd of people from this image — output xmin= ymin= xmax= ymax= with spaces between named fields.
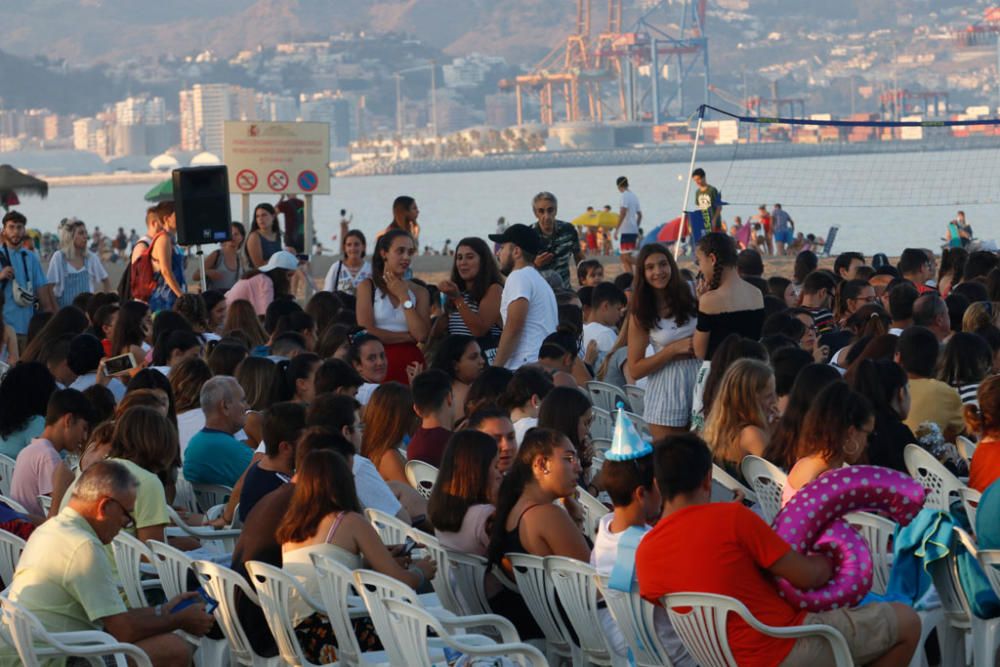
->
xmin=0 ymin=172 xmax=999 ymax=666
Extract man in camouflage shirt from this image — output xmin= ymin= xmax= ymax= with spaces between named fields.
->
xmin=530 ymin=191 xmax=583 ymax=288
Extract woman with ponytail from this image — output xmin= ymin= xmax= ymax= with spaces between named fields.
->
xmin=692 ymin=233 xmax=765 ymax=361
xmin=967 ymin=375 xmax=1000 ymax=491
xmin=849 ymin=358 xmax=914 ymax=472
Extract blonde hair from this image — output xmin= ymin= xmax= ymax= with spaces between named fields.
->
xmin=223 ymin=299 xmax=268 ymax=348
xmin=58 ymin=219 xmax=86 ymax=262
xmin=703 ymin=358 xmax=773 ymax=465
xmin=962 ymin=301 xmax=1000 ymax=333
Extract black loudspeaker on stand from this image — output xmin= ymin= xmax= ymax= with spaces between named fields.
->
xmin=172 ymin=166 xmax=233 ymax=247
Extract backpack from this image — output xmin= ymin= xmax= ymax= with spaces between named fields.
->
xmin=129 ymin=232 xmax=165 ymax=302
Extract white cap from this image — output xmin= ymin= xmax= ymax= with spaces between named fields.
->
xmin=260 ymin=250 xmax=298 ymax=273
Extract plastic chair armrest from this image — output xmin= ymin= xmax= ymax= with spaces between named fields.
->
xmin=755 ymin=622 xmax=852 ymax=666
xmin=441 ymin=639 xmax=547 ymax=667
xmin=441 ymin=613 xmax=520 ymax=644
xmin=47 ymin=636 xmax=151 ymax=667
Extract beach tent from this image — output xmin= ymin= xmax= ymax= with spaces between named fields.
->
xmin=144 ymin=179 xmax=173 ymax=203
xmin=0 ymin=165 xmax=48 ymax=211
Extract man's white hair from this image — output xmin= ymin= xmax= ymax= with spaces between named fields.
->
xmin=72 ymin=460 xmax=138 ymax=503
xmin=200 ymin=375 xmax=240 ymax=413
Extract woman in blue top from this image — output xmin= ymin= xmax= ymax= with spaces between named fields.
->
xmin=0 ymin=362 xmax=56 ymax=459
xmin=147 ymin=202 xmax=186 ymax=314
xmin=246 ymin=203 xmax=283 ymax=269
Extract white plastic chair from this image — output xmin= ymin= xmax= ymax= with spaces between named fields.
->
xmin=545 ymin=556 xmax=617 ymax=666
xmin=904 ymin=443 xmax=967 ymax=512
xmin=364 ymin=507 xmax=409 ymax=546
xmin=0 ymin=494 xmax=28 ymax=515
xmin=192 ymin=483 xmax=233 ymax=513
xmin=192 ymin=559 xmax=282 ymax=667
xmin=959 ymin=487 xmax=982 ymax=534
xmin=740 ymin=455 xmax=787 ymax=524
xmin=845 ymin=512 xmax=895 ymax=596
xmin=663 ymin=592 xmax=852 ymax=667
xmin=310 ymin=552 xmax=391 ymax=667
xmin=577 ymin=486 xmax=610 ymax=542
xmin=0 ymin=454 xmax=16 ymax=496
xmin=0 ymin=528 xmax=26 ymax=587
xmin=507 ymin=553 xmax=576 ymax=665
xmin=625 ymin=412 xmax=652 ymax=440
xmin=594 ymin=575 xmax=675 ymax=667
xmin=205 ymin=503 xmax=244 ymax=530
xmin=146 ymin=540 xmax=229 ymax=667
xmin=36 ymin=495 xmax=51 ymax=516
xmin=0 ymin=595 xmax=152 ymax=667
xmin=382 ymin=598 xmax=548 ymax=667
xmin=110 ymin=531 xmax=160 ymax=609
xmin=624 ymin=385 xmax=645 ymax=415
xmin=590 ymin=407 xmax=614 ymax=441
xmin=711 ymin=464 xmax=756 ymax=504
xmin=444 ymin=549 xmax=494 ymax=617
xmin=591 ymin=437 xmax=613 ymax=456
xmin=926 ymin=531 xmax=974 ymax=667
xmin=954 ymin=527 xmax=1000 ymax=667
xmin=586 ymin=381 xmax=630 ymax=413
xmin=407 ymin=529 xmax=464 ymax=617
xmin=956 ymin=435 xmax=977 ymax=462
xmin=403 ymin=460 xmax=438 ymax=500
xmin=166 ymin=505 xmax=241 ymax=553
xmin=245 ymin=560 xmax=342 ymax=667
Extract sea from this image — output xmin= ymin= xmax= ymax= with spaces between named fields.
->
xmin=16 ymin=149 xmax=1000 ymax=257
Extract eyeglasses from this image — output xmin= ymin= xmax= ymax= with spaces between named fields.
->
xmin=851 ymin=295 xmax=878 ymax=304
xmin=535 ymin=207 xmax=556 ymax=215
xmin=105 ymin=497 xmax=135 ymax=528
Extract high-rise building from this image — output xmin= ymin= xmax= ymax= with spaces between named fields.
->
xmin=115 ymin=96 xmax=166 ymax=126
xmin=73 ymin=118 xmax=102 ymax=152
xmin=485 ymin=93 xmax=517 ymax=128
xmin=257 ymin=93 xmax=298 ymax=121
xmin=301 ymin=92 xmax=355 ymax=148
xmin=179 ymin=84 xmax=258 ymax=155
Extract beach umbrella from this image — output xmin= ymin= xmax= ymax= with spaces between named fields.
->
xmin=144 ymin=178 xmax=173 ymax=203
xmin=641 ymin=217 xmax=683 ymax=247
xmin=0 ymin=165 xmax=48 ymax=211
xmin=571 ymin=210 xmax=619 ymax=229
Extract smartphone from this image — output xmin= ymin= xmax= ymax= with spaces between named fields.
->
xmin=103 ymin=352 xmax=136 ymax=376
xmin=296 ymin=253 xmax=309 ymax=262
xmin=400 ymin=536 xmax=417 ymax=557
xmin=171 ymin=585 xmax=218 ymax=615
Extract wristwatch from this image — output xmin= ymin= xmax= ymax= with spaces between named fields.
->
xmin=403 ymin=299 xmax=414 ymax=310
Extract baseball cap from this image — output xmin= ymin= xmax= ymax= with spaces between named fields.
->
xmin=260 ymin=250 xmax=299 ymax=273
xmin=488 ymin=223 xmax=543 ymax=255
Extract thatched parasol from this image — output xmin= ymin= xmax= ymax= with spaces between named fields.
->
xmin=0 ymin=165 xmax=48 ymax=211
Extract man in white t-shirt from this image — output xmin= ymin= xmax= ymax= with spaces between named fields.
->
xmin=582 ymin=282 xmax=627 ymax=368
xmin=489 ymin=224 xmax=558 ymax=370
xmin=614 ymin=176 xmax=642 ymax=274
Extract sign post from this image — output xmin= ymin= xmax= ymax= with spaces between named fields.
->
xmin=224 ymin=121 xmax=330 ymax=258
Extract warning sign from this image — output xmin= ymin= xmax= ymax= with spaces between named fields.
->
xmin=223 ymin=121 xmax=330 ymax=195
xmin=235 ymin=169 xmax=258 ymax=192
xmin=297 ymin=170 xmax=318 ymax=192
xmin=267 ymin=169 xmax=289 ymax=192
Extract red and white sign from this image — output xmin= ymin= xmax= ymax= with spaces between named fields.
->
xmin=235 ymin=169 xmax=258 ymax=192
xmin=267 ymin=169 xmax=289 ymax=192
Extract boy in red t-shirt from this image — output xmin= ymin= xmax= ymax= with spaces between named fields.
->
xmin=636 ymin=434 xmax=919 ymax=667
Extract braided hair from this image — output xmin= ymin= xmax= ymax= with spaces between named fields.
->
xmin=697 ymin=232 xmax=738 ymax=291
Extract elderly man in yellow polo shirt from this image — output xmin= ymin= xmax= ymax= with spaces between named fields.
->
xmin=7 ymin=461 xmax=214 ymax=666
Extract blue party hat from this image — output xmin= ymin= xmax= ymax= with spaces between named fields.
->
xmin=606 ymin=403 xmax=653 ymax=461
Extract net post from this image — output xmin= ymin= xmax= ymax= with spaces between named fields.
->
xmin=675 ymin=105 xmax=706 ymax=260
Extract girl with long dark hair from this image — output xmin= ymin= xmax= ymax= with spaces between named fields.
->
xmin=765 ymin=363 xmax=842 ymax=470
xmin=322 ymin=229 xmax=371 ymax=296
xmin=245 ymin=203 xmax=282 ymax=269
xmin=627 ymin=243 xmax=700 ymax=437
xmin=428 ymin=430 xmax=501 ymax=555
xmin=436 ymin=237 xmax=504 ymax=363
xmin=850 ymin=358 xmax=914 ymax=473
xmin=537 ymin=386 xmax=595 ymax=490
xmin=356 ymin=230 xmax=429 ymax=385
xmin=430 ymin=334 xmax=484 ymax=414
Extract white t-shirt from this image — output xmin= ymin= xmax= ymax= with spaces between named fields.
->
xmin=499 ymin=266 xmax=558 ymax=370
xmin=69 ymin=374 xmax=126 ymax=403
xmin=352 ymin=455 xmax=402 ymax=517
xmin=618 ymin=190 xmax=641 ymax=235
xmin=513 ymin=417 xmax=537 ymax=446
xmin=322 ymin=260 xmax=372 ymax=294
xmin=176 ymin=409 xmax=206 ymax=458
xmin=583 ymin=322 xmax=618 ymax=368
xmin=590 ymin=514 xmax=695 ymax=667
xmin=357 ymin=383 xmax=379 ymax=407
xmin=46 ymin=250 xmax=108 ymax=297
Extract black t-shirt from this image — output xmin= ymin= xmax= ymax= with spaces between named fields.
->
xmin=238 ymin=461 xmax=290 ymax=522
xmin=866 ymin=410 xmax=915 ymax=473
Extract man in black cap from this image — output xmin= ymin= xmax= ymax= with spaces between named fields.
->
xmin=488 ymin=224 xmax=559 ymax=370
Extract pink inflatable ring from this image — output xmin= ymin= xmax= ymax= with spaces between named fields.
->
xmin=772 ymin=465 xmax=926 ymax=612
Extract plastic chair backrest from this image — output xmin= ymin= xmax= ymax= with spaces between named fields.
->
xmin=975 ymin=545 xmax=1000 ymax=605
xmin=310 ymin=551 xmax=367 ymax=666
xmin=364 ymin=507 xmax=409 ymax=545
xmin=624 ymin=385 xmax=645 ymax=415
xmin=545 ymin=556 xmax=613 ymax=661
xmin=404 ymin=460 xmax=438 ymax=500
xmin=0 ymin=528 xmax=26 ymax=587
xmin=507 ymin=553 xmax=574 ymax=658
xmin=956 ymin=435 xmax=977 ymax=462
xmin=245 ymin=560 xmax=318 ymax=667
xmin=444 ymin=548 xmax=493 ymax=617
xmin=711 ymin=464 xmax=757 ymax=504
xmin=845 ymin=512 xmax=895 ymax=596
xmin=576 ymin=486 xmax=610 ymax=542
xmin=926 ymin=534 xmax=973 ymax=628
xmin=590 ymin=407 xmax=614 ymax=441
xmin=959 ymin=487 xmax=982 ymax=533
xmin=0 ymin=455 xmax=16 ymax=496
xmin=586 ymin=381 xmax=630 ymax=413
xmin=353 ymin=568 xmax=422 ymax=666
xmin=740 ymin=455 xmax=786 ymax=525
xmin=192 ymin=559 xmax=264 ymax=665
xmin=192 ymin=483 xmax=232 ymax=514
xmin=407 ymin=528 xmax=463 ymax=615
xmin=111 ymin=531 xmax=155 ymax=608
xmin=594 ymin=575 xmax=672 ymax=667
xmin=904 ymin=443 xmax=967 ymax=512
xmin=146 ymin=540 xmax=194 ymax=599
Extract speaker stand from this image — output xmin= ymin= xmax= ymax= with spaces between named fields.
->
xmin=196 ymin=245 xmax=207 ymax=293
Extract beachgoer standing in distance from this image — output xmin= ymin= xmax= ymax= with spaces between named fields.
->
xmin=47 ymin=218 xmax=110 ymax=307
xmin=691 ymin=168 xmax=722 ymax=235
xmin=245 ymin=203 xmax=283 ymax=269
xmin=614 ymin=176 xmax=642 ymax=275
xmin=771 ymin=203 xmax=795 ymax=256
xmin=1 ymin=211 xmax=55 ymax=348
xmin=530 ymin=191 xmax=582 ymax=288
xmin=489 ymin=224 xmax=558 ymax=370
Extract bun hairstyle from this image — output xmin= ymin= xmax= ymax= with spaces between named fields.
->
xmin=966 ymin=374 xmax=1000 ymax=437
xmin=697 ymin=232 xmax=738 ymax=291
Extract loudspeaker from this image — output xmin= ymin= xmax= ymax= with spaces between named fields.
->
xmin=172 ymin=166 xmax=232 ymax=246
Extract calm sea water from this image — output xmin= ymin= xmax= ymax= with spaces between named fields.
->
xmin=18 ymin=150 xmax=1000 ymax=256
